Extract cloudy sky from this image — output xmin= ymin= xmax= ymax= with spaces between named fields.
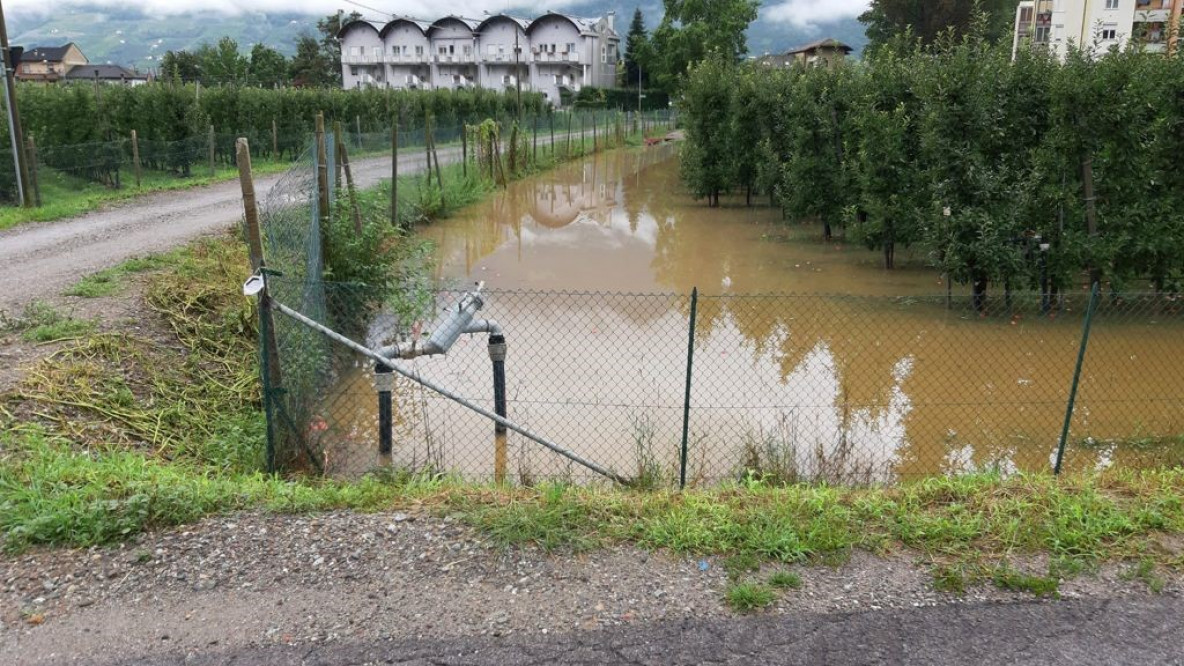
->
xmin=6 ymin=0 xmax=871 ymax=27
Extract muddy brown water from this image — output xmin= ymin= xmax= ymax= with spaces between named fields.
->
xmin=314 ymin=146 xmax=1184 ymax=483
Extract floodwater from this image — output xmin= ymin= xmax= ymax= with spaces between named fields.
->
xmin=316 ymin=146 xmax=1184 ymax=483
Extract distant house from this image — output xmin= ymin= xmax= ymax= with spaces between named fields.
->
xmin=63 ymin=64 xmax=150 ymax=86
xmin=17 ymin=43 xmax=89 ymax=82
xmin=758 ymin=39 xmax=853 ymax=69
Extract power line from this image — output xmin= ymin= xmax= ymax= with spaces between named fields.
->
xmin=340 ymin=0 xmax=394 ymax=19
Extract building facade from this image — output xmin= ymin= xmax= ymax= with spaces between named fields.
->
xmin=16 ymin=43 xmax=88 ymax=83
xmin=1013 ymin=0 xmax=1184 ymax=59
xmin=757 ymin=39 xmax=853 ymax=69
xmin=338 ymin=12 xmax=619 ymax=105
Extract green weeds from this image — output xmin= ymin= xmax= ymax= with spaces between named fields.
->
xmin=65 ymin=253 xmax=179 ymax=298
xmin=768 ymin=571 xmax=803 ymax=589
xmin=1 ymin=301 xmax=95 ymax=342
xmin=725 ymin=582 xmax=777 ymax=612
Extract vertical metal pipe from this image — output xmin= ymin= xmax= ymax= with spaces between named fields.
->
xmin=376 ymin=362 xmax=393 ymax=459
xmin=1054 ymin=282 xmax=1100 ymax=475
xmin=489 ymin=334 xmax=508 ymax=483
xmin=680 ymin=288 xmax=699 ymax=489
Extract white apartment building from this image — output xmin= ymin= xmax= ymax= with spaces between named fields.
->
xmin=1013 ymin=0 xmax=1183 ymax=59
xmin=338 ymin=12 xmax=620 ymax=105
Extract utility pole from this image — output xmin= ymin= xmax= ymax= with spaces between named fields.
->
xmin=0 ymin=0 xmax=30 ymax=207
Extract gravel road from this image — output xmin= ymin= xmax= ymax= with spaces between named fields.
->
xmin=0 ymin=145 xmax=456 ymax=314
xmin=1 ymin=510 xmax=1177 ymax=666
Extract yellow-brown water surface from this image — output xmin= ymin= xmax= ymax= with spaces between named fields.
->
xmin=319 ymin=146 xmax=1184 ymax=483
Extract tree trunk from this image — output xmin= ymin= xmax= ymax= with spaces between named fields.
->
xmin=972 ymin=274 xmax=988 ymax=314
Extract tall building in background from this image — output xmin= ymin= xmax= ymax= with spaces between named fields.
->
xmin=1012 ymin=0 xmax=1183 ymax=59
xmin=338 ymin=12 xmax=620 ymax=106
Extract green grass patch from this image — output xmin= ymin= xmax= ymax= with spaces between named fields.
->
xmin=768 ymin=571 xmax=802 ymax=589
xmin=65 ymin=252 xmax=182 ymax=298
xmin=722 ymin=552 xmax=762 ymax=580
xmin=991 ymin=566 xmax=1060 ymax=598
xmin=1 ymin=301 xmax=95 ymax=342
xmin=1121 ymin=558 xmax=1166 ymax=594
xmin=725 ymin=582 xmax=778 ymax=612
xmin=0 ymin=424 xmax=449 ymax=552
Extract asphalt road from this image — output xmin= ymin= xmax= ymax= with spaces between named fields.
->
xmin=103 ymin=595 xmax=1183 ymax=666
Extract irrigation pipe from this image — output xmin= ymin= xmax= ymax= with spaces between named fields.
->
xmin=272 ymin=299 xmax=629 ymax=485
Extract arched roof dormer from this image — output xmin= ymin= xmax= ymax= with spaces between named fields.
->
xmin=337 ymin=19 xmax=383 ymax=40
xmin=380 ymin=17 xmax=431 ymax=39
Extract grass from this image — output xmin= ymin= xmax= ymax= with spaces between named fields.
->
xmin=1 ymin=301 xmax=95 ymax=342
xmin=458 ymin=471 xmax=1184 ymax=596
xmin=0 ymin=159 xmax=294 ymax=230
xmin=991 ymin=566 xmax=1060 ymax=598
xmin=65 ymin=252 xmax=182 ymax=298
xmin=768 ymin=571 xmax=803 ymax=589
xmin=725 ymin=582 xmax=778 ymax=611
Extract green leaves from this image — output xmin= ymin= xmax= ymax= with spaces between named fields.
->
xmin=679 ymin=35 xmax=1184 ymax=301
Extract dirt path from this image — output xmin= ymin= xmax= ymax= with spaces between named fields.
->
xmin=0 ymin=150 xmax=443 ymax=315
xmin=0 ymin=510 xmax=1176 ymax=665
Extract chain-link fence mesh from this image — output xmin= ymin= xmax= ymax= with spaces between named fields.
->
xmin=240 ymin=110 xmax=1184 ymax=487
xmin=260 ymin=277 xmax=1184 ymax=485
xmin=0 ymin=109 xmax=677 ymax=206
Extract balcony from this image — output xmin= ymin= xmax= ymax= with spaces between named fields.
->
xmin=387 ymin=53 xmax=430 ymax=64
xmin=343 ymin=53 xmax=377 ymax=65
xmin=533 ymin=51 xmax=580 ymax=64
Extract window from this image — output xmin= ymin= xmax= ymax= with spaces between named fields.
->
xmin=350 ymin=66 xmax=358 ymax=76
xmin=350 ymin=46 xmax=361 ymax=56
xmin=439 ymin=46 xmax=447 ymax=55
xmin=1105 ymin=0 xmax=1119 ymax=8
xmin=1101 ymin=24 xmax=1119 ymax=39
xmin=566 ymin=42 xmax=575 ymax=53
xmin=415 ymin=45 xmax=424 ymax=56
xmin=463 ymin=45 xmax=472 ymax=55
xmin=1035 ymin=26 xmax=1051 ymax=42
xmin=373 ymin=47 xmax=382 ymax=59
xmin=601 ymin=45 xmax=606 ymax=63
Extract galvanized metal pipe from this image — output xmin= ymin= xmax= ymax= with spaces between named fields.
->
xmin=273 ymin=300 xmax=627 ymax=485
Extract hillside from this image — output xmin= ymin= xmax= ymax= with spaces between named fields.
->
xmin=8 ymin=3 xmax=867 ymax=74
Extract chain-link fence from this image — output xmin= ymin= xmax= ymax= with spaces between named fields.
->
xmin=0 ymin=109 xmax=677 ymax=206
xmin=261 ymin=279 xmax=1184 ymax=485
xmin=242 ymin=112 xmax=1184 ymax=487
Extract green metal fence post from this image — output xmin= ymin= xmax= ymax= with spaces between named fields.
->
xmin=680 ymin=287 xmax=699 ymax=489
xmin=1054 ymin=282 xmax=1101 ymax=475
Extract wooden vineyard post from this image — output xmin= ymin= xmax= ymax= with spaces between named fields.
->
xmin=391 ymin=120 xmax=400 ymax=228
xmin=25 ymin=135 xmax=40 ymax=207
xmin=315 ymin=112 xmax=330 ymax=222
xmin=334 ymin=121 xmax=363 ymax=235
xmin=207 ymin=125 xmax=216 ymax=178
xmin=461 ymin=124 xmax=468 ymax=177
xmin=271 ymin=118 xmax=279 ymax=160
xmin=236 ymin=137 xmax=283 ymax=474
xmin=130 ymin=130 xmax=142 ymax=188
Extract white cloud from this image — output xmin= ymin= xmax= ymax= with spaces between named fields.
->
xmin=5 ymin=0 xmax=575 ymax=20
xmin=763 ymin=0 xmax=870 ymax=30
